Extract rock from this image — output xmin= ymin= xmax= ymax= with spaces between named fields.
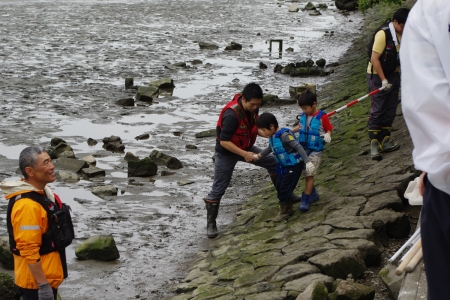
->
xmin=185 ymin=144 xmax=197 ymax=150
xmin=124 ymin=77 xmax=134 ymax=89
xmin=289 ymin=5 xmax=299 ymax=12
xmin=308 ymin=249 xmax=366 ymax=279
xmin=289 ymin=83 xmax=316 ymax=99
xmin=283 ymin=273 xmax=334 ymax=293
xmin=136 ymin=86 xmax=159 ymax=102
xmin=47 ymin=141 xmax=74 ymax=159
xmin=191 ymin=59 xmax=203 ymax=65
xmin=161 ymin=170 xmax=175 ymax=176
xmin=262 ymin=94 xmax=296 ymax=106
xmin=135 ymin=133 xmax=150 ymax=140
xmin=272 ymin=263 xmax=321 ymax=282
xmin=178 ymin=180 xmax=194 ymax=186
xmin=0 ymin=237 xmax=13 ymax=270
xmin=55 ymin=170 xmax=79 ymax=182
xmin=379 ymin=265 xmax=404 ymax=299
xmin=53 ymin=157 xmax=89 ymax=173
xmin=81 ymin=155 xmax=96 ymax=165
xmin=329 ymin=279 xmax=375 ymax=299
xmin=335 ymin=0 xmax=358 ymax=11
xmin=195 ymin=128 xmax=216 ymax=138
xmin=360 ymin=191 xmax=403 ymax=216
xmin=115 ymin=98 xmax=134 ymax=106
xmin=259 ymin=62 xmax=268 ymax=69
xmin=149 ymin=78 xmax=174 ymax=89
xmin=149 ymin=149 xmax=183 ymax=169
xmin=0 ymin=272 xmax=20 ymax=300
xmin=317 ymin=3 xmax=328 ymax=9
xmin=81 ymin=167 xmax=106 ymax=178
xmin=92 ymin=185 xmax=117 ymax=197
xmin=58 ymin=150 xmax=76 ymax=159
xmin=245 ymin=291 xmax=288 ymax=300
xmin=316 ymin=58 xmax=326 ymax=68
xmin=87 ymin=138 xmax=98 ymax=146
xmin=286 ymin=47 xmax=294 ymax=52
xmin=309 ymin=10 xmax=322 ymax=16
xmin=124 ymin=152 xmax=140 ymax=162
xmin=304 ymin=2 xmax=316 ymax=10
xmin=50 ymin=137 xmax=67 ymax=146
xmin=296 ymin=281 xmax=328 ymax=300
xmin=199 ymin=41 xmax=219 ymax=50
xmin=102 ymin=136 xmax=125 ymax=153
xmin=128 ymin=158 xmax=158 ymax=177
xmin=75 ymin=235 xmax=120 ymax=261
xmin=225 ymin=42 xmax=242 ymax=50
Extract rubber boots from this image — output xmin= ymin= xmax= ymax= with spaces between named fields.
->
xmin=272 ymin=202 xmax=290 ymax=222
xmin=368 ymin=129 xmax=382 ymax=161
xmin=380 ymin=127 xmax=400 ymax=152
xmin=270 ymin=175 xmax=302 ymax=203
xmin=309 ymin=186 xmax=320 ymax=203
xmin=205 ymin=201 xmax=220 ymax=238
xmin=299 ymin=192 xmax=311 ymax=212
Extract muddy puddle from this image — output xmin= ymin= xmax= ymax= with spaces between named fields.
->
xmin=0 ymin=0 xmax=363 ymax=299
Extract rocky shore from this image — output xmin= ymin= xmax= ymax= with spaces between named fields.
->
xmin=168 ymin=1 xmax=418 ymax=299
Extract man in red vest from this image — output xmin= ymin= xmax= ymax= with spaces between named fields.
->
xmin=204 ymin=83 xmax=299 ymax=238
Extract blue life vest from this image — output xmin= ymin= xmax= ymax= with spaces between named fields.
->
xmin=298 ymin=110 xmax=325 ymax=152
xmin=269 ymin=128 xmax=302 ymax=168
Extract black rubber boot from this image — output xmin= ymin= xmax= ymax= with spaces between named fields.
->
xmin=368 ymin=129 xmax=382 ymax=161
xmin=380 ymin=127 xmax=400 ymax=152
xmin=270 ymin=175 xmax=301 ymax=203
xmin=205 ymin=201 xmax=219 ymax=238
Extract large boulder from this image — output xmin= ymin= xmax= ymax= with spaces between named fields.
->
xmin=149 ymin=78 xmax=174 ymax=89
xmin=335 ymin=0 xmax=358 ymax=11
xmin=0 ymin=272 xmax=20 ymax=300
xmin=136 ymin=86 xmax=159 ymax=102
xmin=328 ymin=279 xmax=375 ymax=300
xmin=75 ymin=235 xmax=120 ymax=261
xmin=128 ymin=157 xmax=158 ymax=177
xmin=308 ymin=249 xmax=366 ymax=279
xmin=149 ymin=150 xmax=183 ymax=169
xmin=199 ymin=42 xmax=219 ymax=50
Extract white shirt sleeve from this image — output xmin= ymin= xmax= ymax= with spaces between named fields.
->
xmin=401 ymin=0 xmax=450 ymax=195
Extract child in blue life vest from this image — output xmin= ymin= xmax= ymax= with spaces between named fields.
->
xmin=254 ymin=112 xmax=315 ymax=221
xmin=292 ymin=89 xmax=334 ymax=212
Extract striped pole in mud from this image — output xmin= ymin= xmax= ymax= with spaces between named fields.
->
xmin=327 ymin=86 xmax=387 ymax=117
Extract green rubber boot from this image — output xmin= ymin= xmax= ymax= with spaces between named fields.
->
xmin=380 ymin=127 xmax=400 ymax=152
xmin=368 ymin=129 xmax=382 ymax=161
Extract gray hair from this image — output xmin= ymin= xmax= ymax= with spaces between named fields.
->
xmin=19 ymin=146 xmax=46 ymax=179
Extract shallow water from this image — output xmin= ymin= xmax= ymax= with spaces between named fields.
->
xmin=0 ymin=0 xmax=363 ymax=299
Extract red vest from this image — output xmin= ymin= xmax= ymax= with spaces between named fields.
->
xmin=217 ymin=94 xmax=258 ymax=150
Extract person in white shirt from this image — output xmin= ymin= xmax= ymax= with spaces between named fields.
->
xmin=401 ymin=0 xmax=450 ymax=298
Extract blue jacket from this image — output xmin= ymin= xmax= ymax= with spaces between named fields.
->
xmin=298 ymin=110 xmax=325 ymax=152
xmin=269 ymin=128 xmax=302 ymax=167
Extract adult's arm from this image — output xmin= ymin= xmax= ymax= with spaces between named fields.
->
xmin=220 ymin=141 xmax=255 ymax=162
xmin=370 ymin=30 xmax=387 ymax=80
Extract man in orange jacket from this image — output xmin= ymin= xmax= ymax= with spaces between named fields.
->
xmin=1 ymin=146 xmax=69 ymax=300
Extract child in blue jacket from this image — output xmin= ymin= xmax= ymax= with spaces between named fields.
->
xmin=255 ymin=112 xmax=315 ymax=221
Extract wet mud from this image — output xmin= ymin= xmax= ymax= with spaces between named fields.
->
xmin=0 ymin=0 xmax=363 ymax=299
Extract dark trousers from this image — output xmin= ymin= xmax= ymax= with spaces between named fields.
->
xmin=275 ymin=162 xmax=304 ymax=203
xmin=421 ymin=175 xmax=450 ymax=300
xmin=366 ymin=72 xmax=400 ymax=129
xmin=19 ymin=287 xmax=58 ymax=300
xmin=207 ymin=146 xmax=277 ymax=201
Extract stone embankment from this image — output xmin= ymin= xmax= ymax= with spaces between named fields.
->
xmin=169 ymin=1 xmax=417 ymax=299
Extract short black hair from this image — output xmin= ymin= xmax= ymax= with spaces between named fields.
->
xmin=297 ymin=89 xmax=317 ymax=107
xmin=393 ymin=8 xmax=410 ymax=24
xmin=256 ymin=112 xmax=278 ymax=130
xmin=242 ymin=82 xmax=263 ymax=102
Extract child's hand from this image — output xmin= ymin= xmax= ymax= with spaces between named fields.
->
xmin=322 ymin=132 xmax=331 ymax=143
xmin=305 ymin=161 xmax=315 ymax=174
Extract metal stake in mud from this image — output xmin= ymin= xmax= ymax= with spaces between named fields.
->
xmin=327 ymin=86 xmax=387 ymax=117
xmin=269 ymin=39 xmax=283 ymax=58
